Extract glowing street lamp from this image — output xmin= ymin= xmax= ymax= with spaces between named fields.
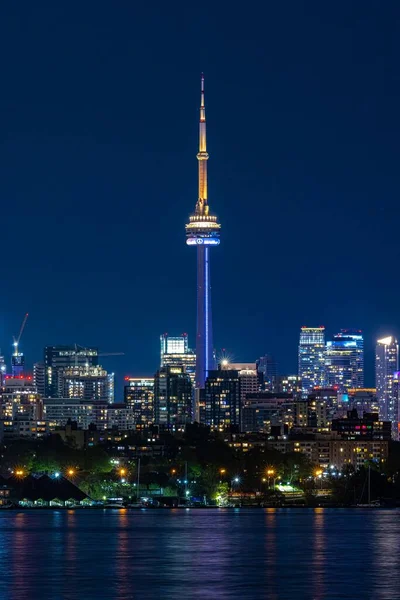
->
xmin=67 ymin=468 xmax=75 ymax=477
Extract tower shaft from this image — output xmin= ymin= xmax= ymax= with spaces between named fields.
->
xmin=196 ymin=245 xmax=214 ymax=389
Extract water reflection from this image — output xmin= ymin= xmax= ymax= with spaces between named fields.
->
xmin=264 ymin=508 xmax=278 ymax=600
xmin=372 ymin=512 xmax=400 ymax=599
xmin=0 ymin=509 xmax=399 ymax=600
xmin=312 ymin=508 xmax=326 ymax=600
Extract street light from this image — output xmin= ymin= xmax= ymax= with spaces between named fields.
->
xmin=266 ymin=468 xmax=275 ymax=489
xmin=67 ymin=468 xmax=75 ymax=477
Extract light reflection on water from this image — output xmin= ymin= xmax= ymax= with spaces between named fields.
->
xmin=0 ymin=508 xmax=399 ymax=600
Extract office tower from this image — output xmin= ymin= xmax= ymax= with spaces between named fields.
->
xmin=124 ymin=377 xmax=154 ymax=428
xmin=257 ymin=354 xmax=278 ymax=391
xmin=160 ymin=333 xmax=196 ymax=384
xmin=325 ymin=330 xmax=364 ymax=392
xmin=391 ymin=374 xmax=400 ymax=441
xmin=222 ymin=362 xmax=259 ymax=405
xmin=33 ymin=362 xmax=45 ymax=396
xmin=204 ymin=369 xmax=241 ymax=431
xmin=154 ymin=366 xmax=192 ymax=429
xmin=298 ymin=327 xmax=326 ymax=396
xmin=44 ymin=345 xmax=98 ymax=397
xmin=376 ymin=336 xmax=399 ymax=428
xmin=185 ymin=75 xmax=221 ymax=418
xmin=60 ymin=366 xmax=114 ymax=403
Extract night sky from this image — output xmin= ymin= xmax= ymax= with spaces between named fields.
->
xmin=0 ymin=1 xmax=399 ymax=395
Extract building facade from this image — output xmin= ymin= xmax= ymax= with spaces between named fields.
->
xmin=160 ymin=333 xmax=196 ymax=384
xmin=325 ymin=330 xmax=364 ymax=392
xmin=44 ymin=345 xmax=99 ymax=398
xmin=204 ymin=369 xmax=241 ymax=431
xmin=375 ymin=336 xmax=399 ymax=431
xmin=298 ymin=327 xmax=326 ymax=397
xmin=154 ymin=366 xmax=192 ymax=429
xmin=124 ymin=377 xmax=154 ymax=428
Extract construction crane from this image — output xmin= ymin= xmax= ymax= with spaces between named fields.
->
xmin=13 ymin=313 xmax=29 ymax=357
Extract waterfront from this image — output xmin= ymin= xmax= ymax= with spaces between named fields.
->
xmin=0 ymin=509 xmax=399 ymax=599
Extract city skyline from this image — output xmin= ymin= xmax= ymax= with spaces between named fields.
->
xmin=0 ymin=4 xmax=399 ymax=394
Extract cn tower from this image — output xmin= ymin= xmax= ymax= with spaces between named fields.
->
xmin=185 ymin=74 xmax=221 ymax=417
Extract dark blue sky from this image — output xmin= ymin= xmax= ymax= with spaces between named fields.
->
xmin=0 ymin=1 xmax=399 ymax=395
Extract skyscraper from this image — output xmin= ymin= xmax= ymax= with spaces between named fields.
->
xmin=185 ymin=75 xmax=221 ymax=418
xmin=44 ymin=345 xmax=98 ymax=398
xmin=160 ymin=333 xmax=196 ymax=384
xmin=257 ymin=354 xmax=278 ymax=391
xmin=375 ymin=336 xmax=399 ymax=428
xmin=124 ymin=377 xmax=154 ymax=428
xmin=298 ymin=327 xmax=326 ymax=397
xmin=325 ymin=330 xmax=364 ymax=392
xmin=204 ymin=369 xmax=241 ymax=431
xmin=154 ymin=366 xmax=192 ymax=429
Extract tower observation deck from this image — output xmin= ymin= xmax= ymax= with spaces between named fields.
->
xmin=185 ymin=75 xmax=221 ymax=413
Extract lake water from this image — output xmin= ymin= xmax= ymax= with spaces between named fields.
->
xmin=0 ymin=508 xmax=399 ymax=599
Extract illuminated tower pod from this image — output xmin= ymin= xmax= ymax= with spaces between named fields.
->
xmin=185 ymin=75 xmax=221 ymax=400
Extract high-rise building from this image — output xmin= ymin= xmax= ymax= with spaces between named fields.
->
xmin=160 ymin=333 xmax=196 ymax=384
xmin=154 ymin=366 xmax=192 ymax=429
xmin=33 ymin=362 xmax=45 ymax=396
xmin=222 ymin=362 xmax=259 ymax=406
xmin=0 ymin=376 xmax=43 ymax=421
xmin=0 ymin=351 xmax=6 ymax=385
xmin=11 ymin=353 xmax=24 ymax=378
xmin=204 ymin=369 xmax=241 ymax=431
xmin=185 ymin=75 xmax=221 ymax=418
xmin=391 ymin=374 xmax=400 ymax=441
xmin=44 ymin=345 xmax=98 ymax=398
xmin=325 ymin=330 xmax=364 ymax=392
xmin=257 ymin=354 xmax=278 ymax=391
xmin=298 ymin=327 xmax=326 ymax=396
xmin=375 ymin=336 xmax=399 ymax=431
xmin=60 ymin=366 xmax=114 ymax=404
xmin=124 ymin=377 xmax=154 ymax=429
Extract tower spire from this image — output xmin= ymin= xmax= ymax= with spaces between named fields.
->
xmin=196 ymin=73 xmax=209 ymax=216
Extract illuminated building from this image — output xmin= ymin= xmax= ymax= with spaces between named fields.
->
xmin=160 ymin=333 xmax=196 ymax=384
xmin=256 ymin=354 xmax=278 ymax=391
xmin=43 ymin=398 xmax=135 ymax=431
xmin=331 ymin=409 xmax=391 ymax=441
xmin=241 ymin=392 xmax=295 ymax=434
xmin=0 ymin=376 xmax=43 ymax=421
xmin=391 ymin=374 xmax=400 ymax=441
xmin=60 ymin=365 xmax=114 ymax=404
xmin=0 ymin=352 xmax=6 ymax=384
xmin=124 ymin=377 xmax=154 ymax=428
xmin=44 ymin=345 xmax=98 ymax=398
xmin=348 ymin=388 xmax=379 ymax=416
xmin=375 ymin=336 xmax=399 ymax=431
xmin=154 ymin=366 xmax=192 ymax=429
xmin=11 ymin=353 xmax=24 ymax=378
xmin=33 ymin=362 xmax=45 ymax=396
xmin=204 ymin=369 xmax=240 ymax=431
xmin=274 ymin=374 xmax=302 ymax=395
xmin=298 ymin=327 xmax=326 ymax=396
xmin=221 ymin=362 xmax=259 ymax=406
xmin=185 ymin=75 xmax=221 ymax=418
xmin=325 ymin=330 xmax=364 ymax=392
